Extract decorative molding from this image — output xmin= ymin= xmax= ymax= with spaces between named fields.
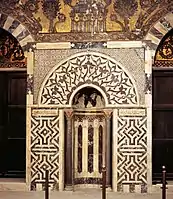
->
xmin=32 ymin=108 xmax=58 ymax=116
xmin=0 ymin=62 xmax=26 ymax=68
xmin=154 ymin=61 xmax=173 ymax=68
xmin=119 ymin=108 xmax=146 ymax=117
xmin=36 ymin=32 xmax=142 ymax=43
xmin=71 ymin=42 xmax=107 ymax=49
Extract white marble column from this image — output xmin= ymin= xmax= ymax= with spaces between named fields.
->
xmin=26 ymin=49 xmax=34 ymax=190
xmin=144 ymin=44 xmax=152 ymax=193
xmin=112 ymin=109 xmax=118 ymax=192
xmin=104 ymin=109 xmax=112 ymax=186
xmin=26 ymin=107 xmax=31 ymax=191
xmin=27 ymin=50 xmax=34 ymax=105
xmin=59 ymin=109 xmax=65 ymax=191
xmin=64 ymin=109 xmax=73 ymax=189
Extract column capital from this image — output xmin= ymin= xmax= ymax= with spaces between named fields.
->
xmin=103 ymin=109 xmax=112 ymax=118
xmin=65 ymin=109 xmax=73 ymax=118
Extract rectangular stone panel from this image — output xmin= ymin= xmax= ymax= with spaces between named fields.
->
xmin=30 ymin=108 xmax=60 ymax=191
xmin=116 ymin=108 xmax=147 ymax=193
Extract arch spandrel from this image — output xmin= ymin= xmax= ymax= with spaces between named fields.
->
xmin=38 ymin=51 xmax=139 ymax=106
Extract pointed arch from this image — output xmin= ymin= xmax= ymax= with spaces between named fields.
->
xmin=38 ymin=51 xmax=139 ymax=106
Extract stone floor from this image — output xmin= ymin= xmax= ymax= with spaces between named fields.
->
xmin=0 ymin=189 xmax=172 ymax=199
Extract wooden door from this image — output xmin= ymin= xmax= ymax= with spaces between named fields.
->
xmin=0 ymin=71 xmax=26 ymax=177
xmin=153 ymin=69 xmax=173 ymax=182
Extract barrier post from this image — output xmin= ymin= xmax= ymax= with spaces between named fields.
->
xmin=161 ymin=166 xmax=167 ymax=199
xmin=45 ymin=170 xmax=49 ymax=199
xmin=102 ymin=167 xmax=106 ymax=199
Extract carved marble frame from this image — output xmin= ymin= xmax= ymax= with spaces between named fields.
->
xmin=25 ymin=41 xmax=152 ymax=193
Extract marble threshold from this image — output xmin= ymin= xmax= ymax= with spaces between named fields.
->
xmin=0 ymin=178 xmax=27 ymax=191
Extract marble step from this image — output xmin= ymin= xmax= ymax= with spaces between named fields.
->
xmin=152 ymin=184 xmax=173 ymax=193
xmin=0 ymin=178 xmax=27 ymax=191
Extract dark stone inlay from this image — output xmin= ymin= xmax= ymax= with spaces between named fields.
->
xmin=26 ymin=42 xmax=37 ymax=52
xmin=16 ymin=29 xmax=30 ymax=41
xmin=0 ymin=62 xmax=26 ymax=68
xmin=8 ymin=20 xmax=20 ymax=34
xmin=65 ymin=113 xmax=73 ymax=186
xmin=117 ymin=183 xmax=123 ymax=192
xmin=78 ymin=125 xmax=82 ymax=173
xmin=99 ymin=125 xmax=103 ymax=173
xmin=27 ymin=74 xmax=34 ymax=95
xmin=154 ymin=61 xmax=173 ymax=68
xmin=88 ymin=125 xmax=94 ymax=173
xmin=150 ymin=27 xmax=164 ymax=40
xmin=74 ymin=177 xmax=102 ymax=185
xmin=0 ymin=14 xmax=8 ymax=29
xmin=141 ymin=183 xmax=147 ymax=193
xmin=145 ymin=73 xmax=152 ymax=94
xmin=160 ymin=18 xmax=172 ymax=31
xmin=129 ymin=183 xmax=135 ymax=193
xmin=31 ymin=182 xmax=36 ymax=191
xmin=71 ymin=42 xmax=107 ymax=49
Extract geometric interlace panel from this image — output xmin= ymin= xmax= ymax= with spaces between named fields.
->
xmin=31 ymin=114 xmax=59 ymax=188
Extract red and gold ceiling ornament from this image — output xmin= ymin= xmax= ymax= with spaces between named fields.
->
xmin=0 ymin=28 xmax=26 ymax=68
xmin=154 ymin=30 xmax=173 ymax=67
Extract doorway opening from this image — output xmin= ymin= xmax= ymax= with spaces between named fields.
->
xmin=152 ymin=29 xmax=173 ymax=183
xmin=0 ymin=28 xmax=26 ymax=178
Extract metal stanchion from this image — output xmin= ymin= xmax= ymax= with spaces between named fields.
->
xmin=102 ymin=167 xmax=106 ymax=199
xmin=161 ymin=166 xmax=167 ymax=199
xmin=45 ymin=170 xmax=49 ymax=199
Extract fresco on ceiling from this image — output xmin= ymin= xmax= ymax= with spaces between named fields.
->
xmin=0 ymin=28 xmax=26 ymax=68
xmin=0 ymin=0 xmax=172 ymax=40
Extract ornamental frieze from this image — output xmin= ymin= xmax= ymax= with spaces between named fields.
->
xmin=0 ymin=0 xmax=172 ymax=41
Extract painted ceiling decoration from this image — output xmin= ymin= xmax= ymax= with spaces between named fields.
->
xmin=0 ymin=0 xmax=172 ymax=43
xmin=0 ymin=28 xmax=26 ymax=68
xmin=154 ymin=28 xmax=173 ymax=67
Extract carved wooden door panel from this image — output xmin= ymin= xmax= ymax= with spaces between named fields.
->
xmin=0 ymin=72 xmax=26 ymax=177
xmin=73 ymin=111 xmax=105 ymax=185
xmin=153 ymin=70 xmax=173 ymax=182
xmin=0 ymin=73 xmax=7 ymax=175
